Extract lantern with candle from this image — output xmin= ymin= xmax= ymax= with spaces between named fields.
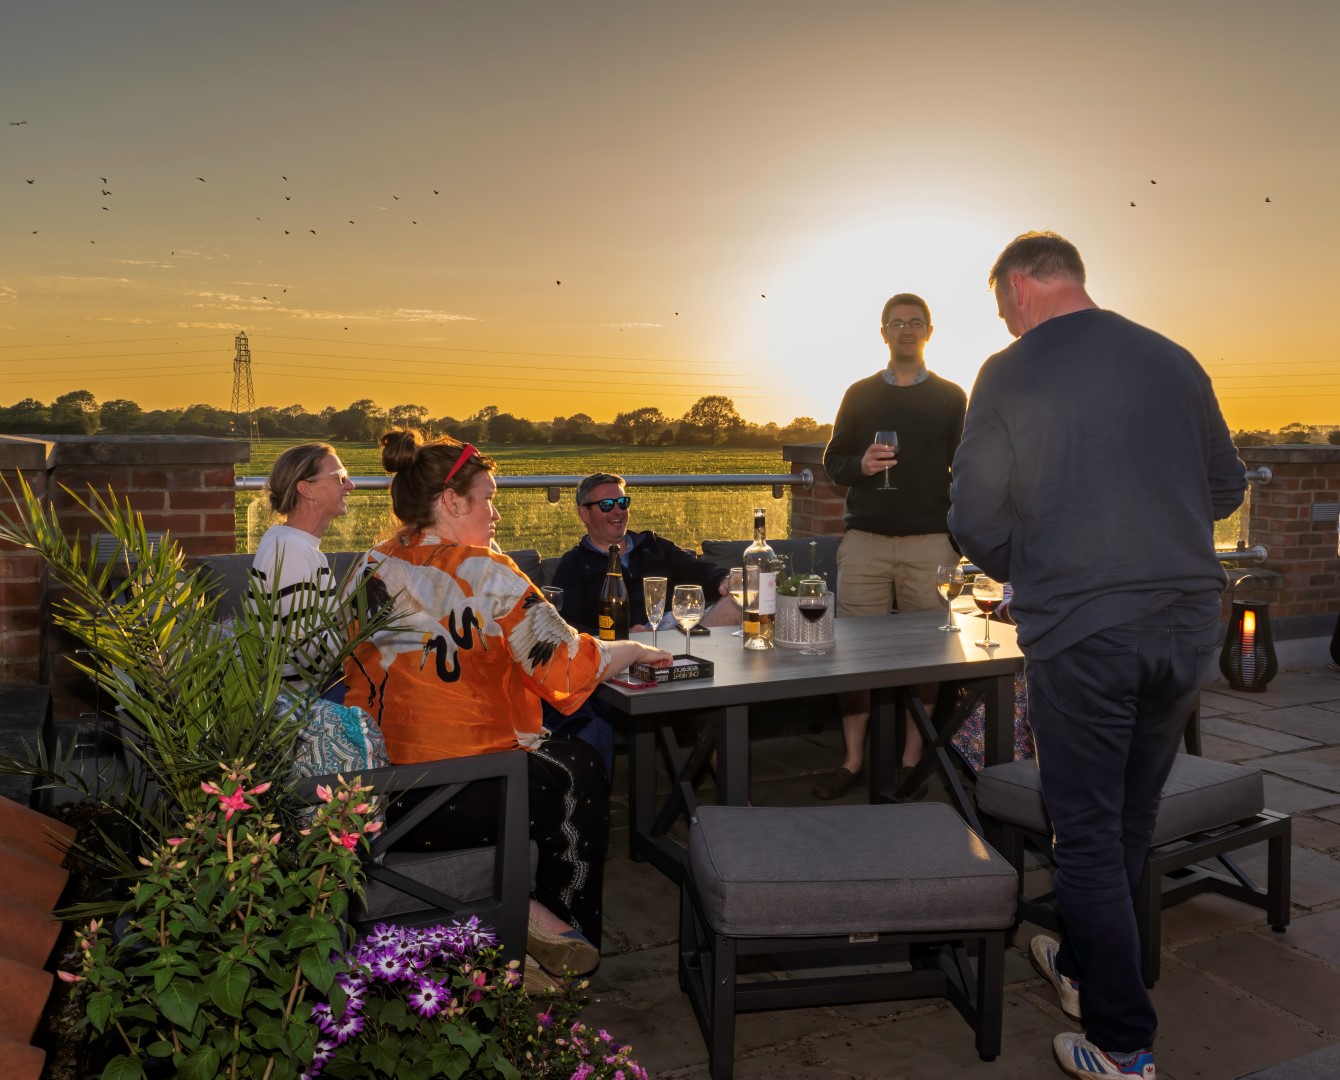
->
xmin=1219 ymin=572 xmax=1279 ymax=693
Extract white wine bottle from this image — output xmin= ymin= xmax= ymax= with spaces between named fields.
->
xmin=742 ymin=507 xmax=777 ymax=651
xmin=598 ymin=544 xmax=629 ymax=641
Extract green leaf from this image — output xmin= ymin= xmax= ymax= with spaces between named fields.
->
xmin=207 ymin=960 xmax=251 ymax=1018
xmin=100 ymin=1055 xmax=146 ymax=1080
xmin=364 ymin=1037 xmax=398 ymax=1075
xmin=444 ymin=1018 xmax=483 ymax=1056
xmin=146 ymin=1040 xmax=175 ymax=1058
xmin=175 ymin=1044 xmax=221 ymax=1080
xmin=299 ymin=945 xmax=334 ymax=994
xmin=155 ymin=977 xmax=201 ymax=1028
xmin=86 ymin=988 xmax=114 ymax=1033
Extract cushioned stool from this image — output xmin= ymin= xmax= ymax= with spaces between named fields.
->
xmin=976 ymin=753 xmax=1290 ymax=986
xmin=680 ymin=803 xmax=1018 ymax=1079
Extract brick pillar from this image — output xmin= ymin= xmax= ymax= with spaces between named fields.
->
xmin=1240 ymin=444 xmax=1340 ymax=641
xmin=0 ymin=435 xmax=249 ymax=721
xmin=781 ymin=443 xmax=848 ymax=539
xmin=0 ymin=439 xmax=55 ymax=685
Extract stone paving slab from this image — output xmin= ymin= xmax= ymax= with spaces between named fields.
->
xmin=1290 ymin=814 xmax=1340 ymax=854
xmin=1313 ymin=806 xmax=1340 ymax=826
xmin=1215 ymin=672 xmax=1340 ymax=707
xmin=1176 ymin=928 xmax=1340 ymax=1034
xmin=1278 ymin=907 xmax=1340 ymax=969
xmin=1253 ymin=747 xmax=1340 ymax=794
xmin=1235 ymin=842 xmax=1340 ymax=908
xmin=1202 ymin=716 xmax=1321 ymax=753
xmin=1160 ymin=891 xmax=1285 ymax=948
xmin=1230 ymin=705 xmax=1340 ymax=744
xmin=1202 ymin=689 xmax=1281 ymax=715
xmin=1262 ymin=775 xmax=1340 ymax=814
xmin=1151 ymin=958 xmax=1336 ymax=1079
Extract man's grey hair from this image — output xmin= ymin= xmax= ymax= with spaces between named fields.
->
xmin=989 ymin=231 xmax=1086 ymax=289
xmin=575 ymin=471 xmax=625 ymax=507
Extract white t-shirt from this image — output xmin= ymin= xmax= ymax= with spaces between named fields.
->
xmin=250 ymin=525 xmax=342 ymax=692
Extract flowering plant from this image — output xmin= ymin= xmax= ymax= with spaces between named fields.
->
xmin=311 ymin=920 xmax=648 ymax=1080
xmin=59 ymin=765 xmax=380 ymax=1080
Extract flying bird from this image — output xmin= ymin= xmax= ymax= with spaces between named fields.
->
xmin=26 ymin=178 xmax=34 ymax=184
xmin=99 ymin=177 xmax=107 ymax=183
xmin=348 ymin=220 xmax=355 ymax=224
xmin=1150 ymin=179 xmax=1157 ymax=184
xmin=284 ymin=230 xmax=290 ymax=234
xmin=433 ymin=189 xmax=440 ymax=194
xmin=9 ymin=120 xmax=27 ymax=125
xmin=285 ymin=195 xmax=291 ymax=200
xmin=196 ymin=176 xmax=206 ymax=182
xmin=556 ymin=280 xmax=561 ymax=285
xmin=412 ymin=220 xmax=417 ymax=224
xmin=1265 ymin=196 xmax=1272 ymax=203
xmin=309 ymin=229 xmax=316 ymax=234
xmin=392 ymin=195 xmax=399 ymax=200
xmin=101 ymin=189 xmax=111 ymax=195
xmin=1130 ymin=201 xmax=1136 ymax=207
xmin=761 ymin=294 xmax=766 ymax=298
xmin=281 ymin=175 xmax=287 ymax=181
xmin=102 ymin=206 xmax=109 ymax=211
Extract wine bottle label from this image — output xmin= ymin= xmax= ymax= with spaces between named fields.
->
xmin=758 ymin=572 xmax=777 ymax=615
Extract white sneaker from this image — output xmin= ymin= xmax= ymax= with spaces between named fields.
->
xmin=1053 ymin=1032 xmax=1155 ymax=1078
xmin=1031 ymin=934 xmax=1082 ymax=1022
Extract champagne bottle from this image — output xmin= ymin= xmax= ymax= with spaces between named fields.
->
xmin=598 ymin=543 xmax=629 ymax=642
xmin=742 ymin=507 xmax=777 ymax=651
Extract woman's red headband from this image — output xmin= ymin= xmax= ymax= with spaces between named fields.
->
xmin=444 ymin=443 xmax=477 ymax=488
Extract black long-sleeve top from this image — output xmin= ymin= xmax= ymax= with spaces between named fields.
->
xmin=949 ymin=309 xmax=1245 ymax=660
xmin=550 ymin=530 xmax=728 ymax=635
xmin=823 ymin=371 xmax=967 ymax=537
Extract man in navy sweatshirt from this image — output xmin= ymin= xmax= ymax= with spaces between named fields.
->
xmin=949 ymin=232 xmax=1245 ymax=1080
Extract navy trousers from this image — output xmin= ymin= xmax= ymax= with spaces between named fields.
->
xmin=1026 ymin=593 xmax=1222 ymax=1052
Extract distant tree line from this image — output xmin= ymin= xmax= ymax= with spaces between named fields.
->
xmin=0 ymin=390 xmax=834 ymax=447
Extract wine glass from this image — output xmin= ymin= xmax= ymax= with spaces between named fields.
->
xmin=874 ymin=430 xmax=899 ymax=490
xmin=672 ymin=584 xmax=704 ymax=658
xmin=796 ymin=578 xmax=829 ymax=656
xmin=972 ymin=574 xmax=1004 ymax=648
xmin=935 ymin=564 xmax=965 ymax=632
xmin=643 ymin=576 xmax=668 ymax=650
xmin=727 ymin=567 xmax=744 ymax=637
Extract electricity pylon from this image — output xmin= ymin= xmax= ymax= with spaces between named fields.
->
xmin=229 ymin=330 xmax=260 ymax=443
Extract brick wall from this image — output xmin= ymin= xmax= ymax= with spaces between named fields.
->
xmin=781 ymin=443 xmax=847 ymax=538
xmin=1241 ymin=445 xmax=1340 ymax=627
xmin=0 ymin=435 xmax=250 ymax=722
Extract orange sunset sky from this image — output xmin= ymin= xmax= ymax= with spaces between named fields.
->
xmin=2 ymin=1 xmax=1337 ymax=432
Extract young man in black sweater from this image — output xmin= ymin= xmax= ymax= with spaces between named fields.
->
xmin=950 ymin=231 xmax=1244 ymax=1080
xmin=815 ymin=293 xmax=967 ymax=800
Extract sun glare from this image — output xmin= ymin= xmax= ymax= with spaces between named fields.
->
xmin=760 ymin=215 xmax=1016 ymax=421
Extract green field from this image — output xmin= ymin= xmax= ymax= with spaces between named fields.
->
xmin=236 ymin=439 xmax=1247 ymax=556
xmin=237 ymin=442 xmax=798 ymax=556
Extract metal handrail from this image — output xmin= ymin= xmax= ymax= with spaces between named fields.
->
xmin=236 ymin=469 xmax=816 ymax=502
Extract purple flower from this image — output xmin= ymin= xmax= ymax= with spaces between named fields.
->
xmin=570 ymin=1065 xmax=595 ymax=1080
xmin=329 ymin=1010 xmax=365 ymax=1043
xmin=366 ymin=922 xmax=400 ymax=948
xmin=537 ymin=1010 xmax=555 ymax=1030
xmin=369 ymin=950 xmax=406 ymax=983
xmin=408 ymin=976 xmax=448 ymax=1018
xmin=309 ymin=1002 xmax=335 ymax=1032
xmin=335 ymin=973 xmax=368 ymax=1003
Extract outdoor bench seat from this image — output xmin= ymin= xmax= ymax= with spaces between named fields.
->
xmin=680 ymin=802 xmax=1017 ymax=1079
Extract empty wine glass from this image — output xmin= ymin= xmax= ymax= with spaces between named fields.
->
xmin=972 ymin=574 xmax=1004 ymax=648
xmin=874 ymin=430 xmax=899 ymax=490
xmin=672 ymin=584 xmax=704 ymax=658
xmin=643 ymin=576 xmax=667 ymax=650
xmin=796 ymin=578 xmax=829 ymax=656
xmin=935 ymin=564 xmax=965 ymax=632
xmin=727 ymin=566 xmax=744 ymax=637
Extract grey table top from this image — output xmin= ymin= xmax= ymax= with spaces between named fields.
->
xmin=595 ymin=611 xmax=1025 ymax=716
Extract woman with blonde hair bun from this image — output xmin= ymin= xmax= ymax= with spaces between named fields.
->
xmin=345 ymin=429 xmax=669 ymax=986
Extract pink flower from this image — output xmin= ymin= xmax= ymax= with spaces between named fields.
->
xmin=166 ymin=838 xmax=185 ymax=848
xmin=329 ymin=829 xmax=360 ymax=851
xmin=57 ymin=970 xmax=84 ymax=983
xmin=363 ymin=820 xmax=383 ymax=834
xmin=315 ymin=784 xmax=333 ymax=803
xmin=216 ymin=789 xmax=248 ymax=820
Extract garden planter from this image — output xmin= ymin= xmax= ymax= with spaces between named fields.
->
xmin=775 ymin=595 xmax=835 ymax=649
xmin=0 ymin=955 xmax=53 ymax=1042
xmin=0 ymin=841 xmax=68 ymax=910
xmin=0 ymin=1034 xmax=46 ymax=1080
xmin=0 ymin=796 xmax=75 ymax=864
xmin=0 ymin=894 xmax=61 ymax=968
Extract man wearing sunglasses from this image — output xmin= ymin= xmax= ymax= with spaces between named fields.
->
xmin=551 ymin=472 xmax=737 ymax=636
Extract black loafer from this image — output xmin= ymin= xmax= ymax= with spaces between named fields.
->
xmin=813 ymin=765 xmax=861 ymax=800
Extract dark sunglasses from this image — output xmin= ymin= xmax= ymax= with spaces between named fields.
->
xmin=581 ymin=496 xmax=631 ymax=513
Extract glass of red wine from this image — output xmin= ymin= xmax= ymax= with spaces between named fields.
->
xmin=797 ymin=578 xmax=829 ymax=655
xmin=972 ymin=575 xmax=1004 ymax=648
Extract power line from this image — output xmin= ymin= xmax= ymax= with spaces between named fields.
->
xmin=0 ymin=348 xmax=222 ymax=365
xmin=262 ymin=333 xmax=739 ymax=366
xmin=0 ymin=333 xmax=228 ymax=349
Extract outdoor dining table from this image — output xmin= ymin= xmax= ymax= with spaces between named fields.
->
xmin=595 ymin=608 xmax=1027 ymax=882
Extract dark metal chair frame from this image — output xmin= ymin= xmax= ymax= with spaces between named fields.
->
xmin=678 ymin=877 xmax=1005 ymax=1080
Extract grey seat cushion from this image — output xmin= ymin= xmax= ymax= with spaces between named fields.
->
xmin=688 ymin=803 xmax=1017 ymax=938
xmin=976 ymin=753 xmax=1266 ymax=847
xmin=359 ymin=842 xmax=539 ymax=921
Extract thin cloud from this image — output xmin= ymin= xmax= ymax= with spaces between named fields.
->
xmin=603 ymin=322 xmax=663 ymax=329
xmin=115 ymin=259 xmax=174 ymax=269
xmin=176 ymin=321 xmax=245 ymax=330
xmin=96 ymin=316 xmax=156 ymax=325
xmin=376 ymin=308 xmax=477 ymax=323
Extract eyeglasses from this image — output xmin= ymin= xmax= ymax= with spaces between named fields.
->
xmin=581 ymin=496 xmax=631 ymax=513
xmin=310 ymin=467 xmax=350 ymax=483
xmin=885 ymin=318 xmax=928 ymax=331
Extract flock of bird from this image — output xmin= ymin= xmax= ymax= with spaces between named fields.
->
xmin=1129 ymin=178 xmax=1271 ymax=208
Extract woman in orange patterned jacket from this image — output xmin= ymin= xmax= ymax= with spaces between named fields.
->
xmin=345 ymin=430 xmax=669 ymax=981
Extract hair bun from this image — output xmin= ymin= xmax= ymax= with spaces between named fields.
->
xmin=380 ymin=429 xmax=422 ymax=474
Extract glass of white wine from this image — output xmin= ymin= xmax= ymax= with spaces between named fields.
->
xmin=643 ymin=576 xmax=668 ymax=650
xmin=796 ymin=578 xmax=829 ymax=655
xmin=728 ymin=567 xmax=744 ymax=637
xmin=874 ymin=429 xmax=899 ymax=490
xmin=935 ymin=564 xmax=964 ymax=632
xmin=672 ymin=584 xmax=705 ymax=658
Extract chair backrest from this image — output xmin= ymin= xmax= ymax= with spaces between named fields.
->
xmin=699 ymin=535 xmax=841 ymax=592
